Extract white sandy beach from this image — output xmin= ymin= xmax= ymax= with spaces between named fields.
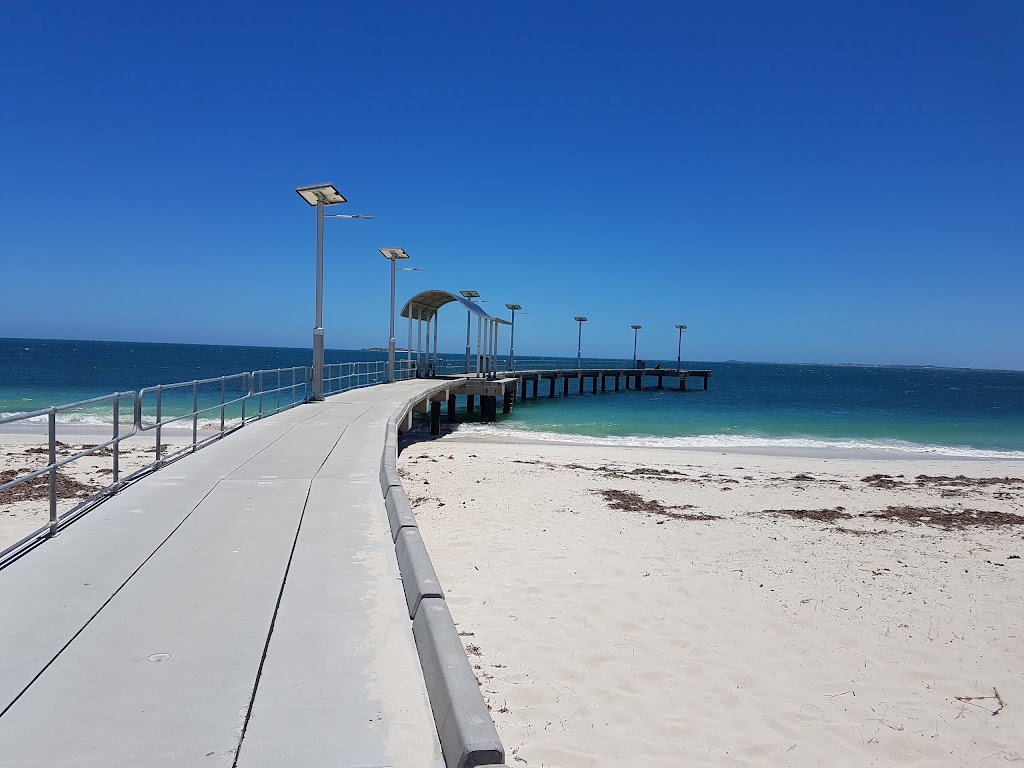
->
xmin=401 ymin=435 xmax=1024 ymax=767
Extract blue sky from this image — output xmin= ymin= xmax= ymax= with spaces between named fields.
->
xmin=1 ymin=2 xmax=1021 ymax=369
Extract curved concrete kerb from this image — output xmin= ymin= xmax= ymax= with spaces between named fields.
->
xmin=380 ymin=381 xmax=505 ymax=768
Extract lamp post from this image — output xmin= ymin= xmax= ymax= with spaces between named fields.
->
xmin=505 ymin=304 xmax=522 ymax=372
xmin=460 ymin=290 xmax=480 ymax=374
xmin=295 ymin=183 xmax=373 ymax=401
xmin=574 ymin=316 xmax=588 ymax=371
xmin=675 ymin=324 xmax=688 ymax=370
xmin=379 ymin=248 xmax=419 ymax=383
xmin=630 ymin=325 xmax=642 ymax=368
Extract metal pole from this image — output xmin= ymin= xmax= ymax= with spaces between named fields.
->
xmin=48 ymin=410 xmax=57 ymax=537
xmin=417 ymin=309 xmax=423 ymax=376
xmin=677 ymin=328 xmax=682 ymax=371
xmin=486 ymin=320 xmax=492 ymax=377
xmin=312 ymin=193 xmax=325 ymax=401
xmin=432 ymin=315 xmax=439 ymax=371
xmin=476 ymin=316 xmax=482 ymax=376
xmin=192 ymin=380 xmax=198 ymax=449
xmin=509 ymin=308 xmax=516 ymax=372
xmin=156 ymin=387 xmax=163 ymax=464
xmin=465 ymin=310 xmax=471 ymax=374
xmin=388 ymin=257 xmax=396 ymax=382
xmin=407 ymin=312 xmax=413 ymax=378
xmin=425 ymin=311 xmax=431 ymax=376
xmin=113 ymin=397 xmax=120 ymax=483
xmin=633 ymin=329 xmax=638 ymax=368
xmin=577 ymin=320 xmax=583 ymax=371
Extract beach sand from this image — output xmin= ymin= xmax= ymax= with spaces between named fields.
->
xmin=401 ymin=435 xmax=1024 ymax=767
xmin=0 ymin=426 xmax=209 ymax=551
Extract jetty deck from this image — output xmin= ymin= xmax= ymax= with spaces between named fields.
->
xmin=0 ymin=364 xmax=709 ymax=767
xmin=0 ymin=379 xmax=453 ymax=768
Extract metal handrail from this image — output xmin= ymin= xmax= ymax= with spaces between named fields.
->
xmin=0 ymin=359 xmax=421 ymax=567
xmin=249 ymin=366 xmax=310 ymax=420
xmin=138 ymin=372 xmax=252 ymax=466
xmin=0 ymin=391 xmax=138 ymax=560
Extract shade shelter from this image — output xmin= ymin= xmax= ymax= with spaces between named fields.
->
xmin=399 ymin=290 xmax=510 ymax=377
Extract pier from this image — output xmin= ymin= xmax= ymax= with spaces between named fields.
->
xmin=397 ymin=366 xmax=711 ymax=433
xmin=0 ymin=377 xmax=505 ymax=768
xmin=513 ymin=367 xmax=711 ymax=399
xmin=0 ymin=355 xmax=710 ymax=766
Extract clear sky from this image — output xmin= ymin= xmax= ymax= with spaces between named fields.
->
xmin=1 ymin=2 xmax=1021 ymax=369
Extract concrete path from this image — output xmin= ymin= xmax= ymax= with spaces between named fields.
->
xmin=0 ymin=380 xmax=447 ymax=768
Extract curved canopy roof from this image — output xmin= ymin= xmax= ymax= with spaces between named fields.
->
xmin=400 ymin=290 xmax=510 ymax=324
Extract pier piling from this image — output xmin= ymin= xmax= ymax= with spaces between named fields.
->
xmin=430 ymin=400 xmax=441 ymax=435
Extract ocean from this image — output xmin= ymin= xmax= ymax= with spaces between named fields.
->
xmin=2 ymin=338 xmax=1022 ymax=456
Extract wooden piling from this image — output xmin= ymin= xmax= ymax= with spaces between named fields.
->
xmin=430 ymin=400 xmax=442 ymax=435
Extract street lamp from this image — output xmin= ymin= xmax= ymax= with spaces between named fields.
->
xmin=574 ymin=316 xmax=588 ymax=370
xmin=630 ymin=325 xmax=642 ymax=368
xmin=675 ymin=324 xmax=688 ymax=370
xmin=460 ymin=290 xmax=480 ymax=374
xmin=295 ymin=182 xmax=373 ymax=401
xmin=505 ymin=304 xmax=522 ymax=372
xmin=379 ymin=248 xmax=421 ymax=383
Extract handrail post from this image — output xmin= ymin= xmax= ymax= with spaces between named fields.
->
xmin=242 ymin=373 xmax=249 ymax=424
xmin=258 ymin=371 xmax=264 ymax=419
xmin=192 ymin=380 xmax=199 ymax=450
xmin=113 ymin=397 xmax=120 ymax=484
xmin=48 ymin=410 xmax=57 ymax=537
xmin=291 ymin=367 xmax=296 ymax=406
xmin=220 ymin=378 xmax=226 ymax=433
xmin=156 ymin=386 xmax=163 ymax=465
xmin=277 ymin=369 xmax=281 ymax=413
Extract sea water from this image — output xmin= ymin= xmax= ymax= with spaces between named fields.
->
xmin=2 ymin=339 xmax=1022 ymax=456
xmin=467 ymin=362 xmax=1024 ymax=457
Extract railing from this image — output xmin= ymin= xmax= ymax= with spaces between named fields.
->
xmin=137 ymin=372 xmax=253 ymax=467
xmin=0 ymin=391 xmax=138 ymax=560
xmin=0 ymin=361 xmax=396 ymax=565
xmin=249 ymin=366 xmax=310 ymax=421
xmin=324 ymin=361 xmax=388 ymax=394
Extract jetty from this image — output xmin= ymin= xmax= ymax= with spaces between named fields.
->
xmin=514 ymin=367 xmax=711 ymax=398
xmin=0 ymin=377 xmax=501 ymax=767
xmin=0 ymin=357 xmax=711 ymax=767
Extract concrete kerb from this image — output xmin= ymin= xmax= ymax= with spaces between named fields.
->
xmin=386 ymin=484 xmax=418 ymax=542
xmin=395 ymin=527 xmax=444 ymax=619
xmin=378 ymin=379 xmax=505 ymax=768
xmin=414 ymin=599 xmax=505 ymax=768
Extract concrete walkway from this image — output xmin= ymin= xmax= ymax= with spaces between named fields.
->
xmin=0 ymin=380 xmax=448 ymax=768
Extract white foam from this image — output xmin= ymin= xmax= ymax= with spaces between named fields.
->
xmin=454 ymin=423 xmax=1024 ymax=459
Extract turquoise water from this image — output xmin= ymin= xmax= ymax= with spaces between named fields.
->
xmin=2 ymin=338 xmax=1023 ymax=456
xmin=467 ymin=362 xmax=1024 ymax=457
